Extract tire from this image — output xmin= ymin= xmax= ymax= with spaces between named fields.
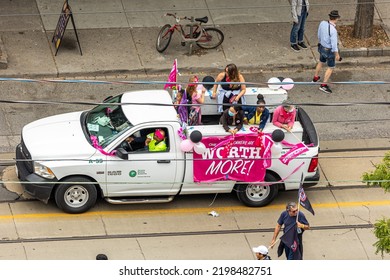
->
xmin=55 ymin=177 xmax=98 ymax=214
xmin=156 ymin=24 xmax=173 ymax=52
xmin=196 ymin=27 xmax=224 ymax=49
xmin=236 ymin=173 xmax=280 ymax=207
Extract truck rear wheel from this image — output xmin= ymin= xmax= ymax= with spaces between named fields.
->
xmin=236 ymin=173 xmax=279 ymax=207
xmin=55 ymin=177 xmax=98 ymax=214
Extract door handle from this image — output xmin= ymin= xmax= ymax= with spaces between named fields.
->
xmin=157 ymin=160 xmax=171 ymax=163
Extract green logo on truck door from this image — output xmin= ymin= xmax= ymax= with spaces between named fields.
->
xmin=129 ymin=170 xmax=137 ymax=177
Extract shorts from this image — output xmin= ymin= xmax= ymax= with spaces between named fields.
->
xmin=318 ymin=44 xmax=336 ymax=68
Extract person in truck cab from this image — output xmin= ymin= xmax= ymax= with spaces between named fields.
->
xmin=125 ymin=129 xmax=167 ymax=152
xmin=220 ymin=105 xmax=244 ymax=135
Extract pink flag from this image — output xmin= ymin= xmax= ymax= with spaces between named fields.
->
xmin=164 ymin=59 xmax=178 ymax=89
xmin=279 ymin=142 xmax=309 ymax=165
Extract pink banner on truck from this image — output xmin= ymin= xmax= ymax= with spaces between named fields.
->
xmin=193 ymin=134 xmax=270 ymax=183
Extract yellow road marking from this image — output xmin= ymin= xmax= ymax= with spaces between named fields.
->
xmin=0 ymin=200 xmax=389 ymax=220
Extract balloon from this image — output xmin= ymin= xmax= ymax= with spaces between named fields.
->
xmin=282 ymin=78 xmax=294 ymax=90
xmin=180 ymin=139 xmax=194 ymax=152
xmin=271 ymin=142 xmax=283 ymax=158
xmin=272 ymin=129 xmax=285 ymax=142
xmin=202 ymin=76 xmax=215 ymax=90
xmin=194 ymin=142 xmax=207 ymax=154
xmin=190 ymin=130 xmax=202 ymax=143
xmin=267 ymin=77 xmax=281 ymax=90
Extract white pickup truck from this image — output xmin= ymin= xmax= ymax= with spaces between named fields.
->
xmin=15 ymin=88 xmax=319 ymax=213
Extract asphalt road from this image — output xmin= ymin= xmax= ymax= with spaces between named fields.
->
xmin=0 ymin=183 xmax=389 ymax=260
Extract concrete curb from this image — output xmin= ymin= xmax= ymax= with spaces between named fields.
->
xmin=3 ymin=59 xmax=390 ymax=79
xmin=0 ymin=36 xmax=8 ymax=70
xmin=341 ymin=46 xmax=390 ymax=58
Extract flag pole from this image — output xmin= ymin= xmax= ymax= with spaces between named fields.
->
xmin=287 ymin=129 xmax=309 ymax=149
xmin=175 ymin=58 xmax=178 ymax=90
xmin=296 ymin=174 xmax=303 ymax=223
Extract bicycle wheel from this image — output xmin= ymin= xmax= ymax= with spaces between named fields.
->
xmin=196 ymin=27 xmax=224 ymax=49
xmin=156 ymin=24 xmax=173 ymax=52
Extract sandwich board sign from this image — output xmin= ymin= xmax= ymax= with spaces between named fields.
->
xmin=52 ymin=0 xmax=82 ymax=56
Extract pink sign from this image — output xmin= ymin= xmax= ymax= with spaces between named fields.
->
xmin=279 ymin=142 xmax=309 ymax=165
xmin=193 ymin=134 xmax=270 ymax=183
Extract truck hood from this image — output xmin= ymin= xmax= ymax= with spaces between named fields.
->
xmin=22 ymin=111 xmax=96 ymax=159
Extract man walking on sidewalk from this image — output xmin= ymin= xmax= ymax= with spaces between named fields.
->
xmin=312 ymin=10 xmax=341 ymax=94
xmin=290 ymin=0 xmax=310 ymax=52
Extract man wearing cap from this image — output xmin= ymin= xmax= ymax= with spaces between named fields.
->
xmin=145 ymin=129 xmax=167 ymax=152
xmin=272 ymin=102 xmax=296 ymax=132
xmin=312 ymin=10 xmax=341 ymax=94
xmin=252 ymin=245 xmax=272 ymax=260
xmin=125 ymin=129 xmax=167 ymax=152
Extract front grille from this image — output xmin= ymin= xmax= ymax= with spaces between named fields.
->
xmin=17 ymin=139 xmax=33 ymax=173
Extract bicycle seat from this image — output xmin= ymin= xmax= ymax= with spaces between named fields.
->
xmin=195 ymin=16 xmax=208 ymax=23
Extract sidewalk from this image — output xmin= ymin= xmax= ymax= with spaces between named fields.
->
xmin=1 ymin=0 xmax=390 ymax=77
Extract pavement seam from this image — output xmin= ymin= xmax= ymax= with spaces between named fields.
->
xmin=135 ymin=238 xmax=147 ymax=260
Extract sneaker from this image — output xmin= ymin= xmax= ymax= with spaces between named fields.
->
xmin=298 ymin=42 xmax=308 ymax=49
xmin=291 ymin=44 xmax=300 ymax=52
xmin=312 ymin=76 xmax=320 ymax=82
xmin=319 ymin=85 xmax=332 ymax=94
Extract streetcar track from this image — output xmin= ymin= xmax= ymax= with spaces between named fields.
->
xmin=0 ymin=223 xmax=373 ymax=245
xmin=0 ymin=183 xmax=380 ymax=205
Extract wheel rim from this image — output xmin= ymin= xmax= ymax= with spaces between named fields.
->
xmin=197 ymin=28 xmax=223 ymax=48
xmin=245 ymin=184 xmax=270 ymax=202
xmin=157 ymin=27 xmax=171 ymax=50
xmin=64 ymin=185 xmax=89 ymax=208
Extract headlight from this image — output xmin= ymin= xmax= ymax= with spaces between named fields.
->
xmin=34 ymin=162 xmax=55 ymax=179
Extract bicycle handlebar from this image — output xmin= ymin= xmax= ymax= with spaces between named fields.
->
xmin=165 ymin=13 xmax=190 ymax=21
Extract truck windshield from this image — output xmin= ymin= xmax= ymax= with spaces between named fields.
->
xmin=85 ymin=95 xmax=133 ymax=148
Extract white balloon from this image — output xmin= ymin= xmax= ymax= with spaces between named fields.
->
xmin=268 ymin=77 xmax=281 ymax=90
xmin=282 ymin=78 xmax=294 ymax=90
xmin=194 ymin=142 xmax=207 ymax=154
xmin=271 ymin=142 xmax=282 ymax=158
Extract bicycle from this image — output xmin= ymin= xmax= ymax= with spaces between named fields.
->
xmin=156 ymin=13 xmax=224 ymax=53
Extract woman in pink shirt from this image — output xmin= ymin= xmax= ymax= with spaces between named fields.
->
xmin=272 ymin=103 xmax=296 ymax=132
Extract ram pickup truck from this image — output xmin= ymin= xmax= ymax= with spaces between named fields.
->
xmin=15 ymin=89 xmax=319 ymax=213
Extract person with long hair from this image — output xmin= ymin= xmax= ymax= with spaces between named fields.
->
xmin=212 ymin=63 xmax=246 ymax=113
xmin=187 ymin=76 xmax=205 ymax=125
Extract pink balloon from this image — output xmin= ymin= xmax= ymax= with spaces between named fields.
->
xmin=282 ymin=78 xmax=294 ymax=90
xmin=180 ymin=139 xmax=194 ymax=152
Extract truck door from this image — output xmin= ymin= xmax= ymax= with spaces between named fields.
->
xmin=105 ymin=125 xmax=178 ymax=197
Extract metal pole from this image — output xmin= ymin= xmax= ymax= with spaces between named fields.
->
xmin=189 ymin=16 xmax=194 ymax=55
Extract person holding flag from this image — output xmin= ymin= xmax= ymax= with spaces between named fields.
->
xmin=270 ymin=201 xmax=310 ymax=260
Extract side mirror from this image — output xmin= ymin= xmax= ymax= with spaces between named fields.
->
xmin=103 ymin=96 xmax=113 ymax=103
xmin=115 ymin=148 xmax=128 ymax=160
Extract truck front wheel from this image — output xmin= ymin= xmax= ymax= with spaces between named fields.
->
xmin=55 ymin=177 xmax=98 ymax=214
xmin=236 ymin=173 xmax=279 ymax=207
